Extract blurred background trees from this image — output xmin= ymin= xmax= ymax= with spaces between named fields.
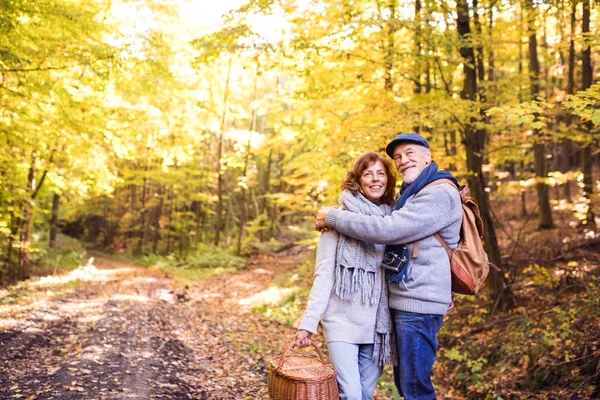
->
xmin=0 ymin=0 xmax=598 ymax=310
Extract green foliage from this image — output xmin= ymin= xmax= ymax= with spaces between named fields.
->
xmin=27 ymin=234 xmax=87 ymax=276
xmin=131 ymin=246 xmax=245 ymax=270
xmin=1 ymin=0 xmax=598 ymax=291
xmin=443 ymin=348 xmax=492 ymax=392
xmin=438 ymin=263 xmax=600 ymax=398
xmin=120 ymin=247 xmax=244 ymax=283
xmin=186 ymin=247 xmax=246 ymax=269
xmin=486 ymin=102 xmax=546 ymax=130
xmin=243 ymin=213 xmax=271 ymax=249
xmin=523 ymin=264 xmax=559 ymax=289
xmin=563 ymin=82 xmax=600 ymax=128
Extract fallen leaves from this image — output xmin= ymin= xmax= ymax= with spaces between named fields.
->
xmin=0 ymin=253 xmax=315 ymax=399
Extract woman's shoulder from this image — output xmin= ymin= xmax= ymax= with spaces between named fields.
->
xmin=319 ymin=229 xmax=340 ymax=243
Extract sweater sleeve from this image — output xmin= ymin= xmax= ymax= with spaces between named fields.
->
xmin=325 ymin=184 xmax=460 ymax=245
xmin=297 ymin=230 xmax=338 ymax=334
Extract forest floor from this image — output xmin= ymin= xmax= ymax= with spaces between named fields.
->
xmin=1 ymin=225 xmax=599 ymax=399
xmin=0 ymin=248 xmax=311 ymax=400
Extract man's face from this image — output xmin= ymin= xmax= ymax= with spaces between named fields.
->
xmin=392 ymin=143 xmax=432 ymax=184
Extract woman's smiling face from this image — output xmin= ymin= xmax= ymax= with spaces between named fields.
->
xmin=359 ymin=160 xmax=388 ymax=203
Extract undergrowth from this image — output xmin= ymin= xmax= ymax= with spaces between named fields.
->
xmin=435 ymin=254 xmax=600 ymax=399
xmin=29 ymin=234 xmax=88 ymax=274
xmin=247 ymin=229 xmax=600 ymax=399
xmin=250 ymin=259 xmax=314 ymax=328
xmin=113 ymin=245 xmax=246 ymax=283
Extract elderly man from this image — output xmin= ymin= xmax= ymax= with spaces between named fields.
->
xmin=315 ymin=133 xmax=462 ymax=400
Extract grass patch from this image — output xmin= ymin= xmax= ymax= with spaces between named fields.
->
xmin=155 ymin=264 xmax=237 ymax=284
xmin=28 ymin=234 xmax=88 ymax=276
xmin=115 ymin=246 xmax=245 ymax=284
xmin=250 ymin=259 xmax=314 ymax=327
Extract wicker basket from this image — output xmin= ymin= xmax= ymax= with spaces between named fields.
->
xmin=268 ymin=342 xmax=339 ymax=400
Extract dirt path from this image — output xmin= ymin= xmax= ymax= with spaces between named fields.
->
xmin=0 ymin=248 xmax=311 ymax=400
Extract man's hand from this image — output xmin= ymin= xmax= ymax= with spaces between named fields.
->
xmin=315 ymin=206 xmax=337 ymax=231
xmin=292 ymin=329 xmax=312 ymax=349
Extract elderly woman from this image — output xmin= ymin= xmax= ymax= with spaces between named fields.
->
xmin=292 ymin=152 xmax=397 ymax=400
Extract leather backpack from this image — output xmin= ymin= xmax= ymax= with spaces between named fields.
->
xmin=424 ymin=181 xmax=500 ymax=295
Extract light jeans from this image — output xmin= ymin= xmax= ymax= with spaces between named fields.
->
xmin=328 ymin=341 xmax=382 ymax=400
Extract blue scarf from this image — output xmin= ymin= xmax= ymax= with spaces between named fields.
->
xmin=387 ymin=161 xmax=459 ymax=285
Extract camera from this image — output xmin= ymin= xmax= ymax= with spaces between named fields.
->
xmin=381 ymin=249 xmax=408 ymax=272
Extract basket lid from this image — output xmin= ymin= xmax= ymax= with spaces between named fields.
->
xmin=269 ymin=343 xmax=336 ymax=381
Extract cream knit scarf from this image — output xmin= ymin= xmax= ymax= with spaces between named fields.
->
xmin=336 ymin=190 xmax=396 ymax=366
xmin=335 ymin=190 xmax=389 ymax=304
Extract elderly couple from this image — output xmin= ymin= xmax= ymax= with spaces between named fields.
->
xmin=292 ymin=133 xmax=462 ymax=400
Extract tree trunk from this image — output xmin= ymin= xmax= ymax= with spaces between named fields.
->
xmin=224 ymin=194 xmax=234 ymax=246
xmin=383 ymin=0 xmax=398 ymax=93
xmin=237 ymin=64 xmax=259 ymax=255
xmin=129 ymin=183 xmax=137 ymax=250
xmin=561 ymin=0 xmax=577 ymax=203
xmin=457 ymin=0 xmax=477 ymax=101
xmin=262 ymin=149 xmax=272 ymax=216
xmin=137 ymin=152 xmax=150 ymax=255
xmin=581 ymin=0 xmax=595 ymax=228
xmin=152 ymin=188 xmax=164 ymax=254
xmin=526 ymin=0 xmax=553 ymax=229
xmin=6 ymin=206 xmax=19 ymax=272
xmin=457 ymin=0 xmax=510 ymax=311
xmin=19 ymin=203 xmax=33 ymax=280
xmin=259 ymin=149 xmax=273 ymax=242
xmin=533 ymin=142 xmax=553 ymax=228
xmin=582 ymin=145 xmax=595 ymax=227
xmin=215 ymin=58 xmax=233 ymax=246
xmin=177 ymin=206 xmax=184 ymax=258
xmin=49 ymin=193 xmax=60 ymax=249
xmin=103 ymin=196 xmax=111 ymax=248
xmin=414 ymin=0 xmax=422 ymax=95
xmin=487 ymin=4 xmax=495 ymax=85
xmin=19 ymin=164 xmax=36 ymax=280
xmin=166 ymin=189 xmax=173 ymax=255
xmin=473 ymin=0 xmax=486 ymax=88
xmin=19 ymin=151 xmax=51 ymax=279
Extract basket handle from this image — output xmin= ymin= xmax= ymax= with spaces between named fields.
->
xmin=276 ymin=341 xmax=327 ymax=370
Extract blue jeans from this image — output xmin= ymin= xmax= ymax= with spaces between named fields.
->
xmin=328 ymin=342 xmax=382 ymax=400
xmin=392 ymin=310 xmax=443 ymax=400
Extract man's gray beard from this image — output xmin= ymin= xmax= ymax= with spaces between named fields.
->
xmin=401 ymin=169 xmax=422 ymax=184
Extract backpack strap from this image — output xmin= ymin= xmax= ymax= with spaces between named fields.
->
xmin=433 ymin=232 xmax=451 ymax=252
xmin=423 ymin=178 xmax=456 ymax=190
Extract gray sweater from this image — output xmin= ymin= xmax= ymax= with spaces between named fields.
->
xmin=325 ymin=183 xmax=462 ymax=315
xmin=298 ymin=230 xmax=387 ymax=343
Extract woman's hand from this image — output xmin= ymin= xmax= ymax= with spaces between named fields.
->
xmin=292 ymin=329 xmax=312 ymax=349
xmin=315 ymin=207 xmax=337 ymax=231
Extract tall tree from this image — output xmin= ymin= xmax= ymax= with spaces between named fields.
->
xmin=215 ymin=57 xmax=233 ymax=246
xmin=580 ymin=0 xmax=595 ymax=228
xmin=525 ymin=0 xmax=554 ymax=229
xmin=561 ymin=0 xmax=578 ymax=203
xmin=456 ymin=0 xmax=508 ymax=309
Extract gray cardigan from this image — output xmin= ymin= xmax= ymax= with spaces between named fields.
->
xmin=298 ymin=230 xmax=386 ymax=343
xmin=325 ymin=183 xmax=462 ymax=315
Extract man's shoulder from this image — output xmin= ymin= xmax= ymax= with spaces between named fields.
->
xmin=419 ymin=181 xmax=459 ymax=198
xmin=413 ymin=182 xmax=461 ymax=209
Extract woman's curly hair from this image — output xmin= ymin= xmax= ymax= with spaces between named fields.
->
xmin=341 ymin=152 xmax=397 ymax=205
